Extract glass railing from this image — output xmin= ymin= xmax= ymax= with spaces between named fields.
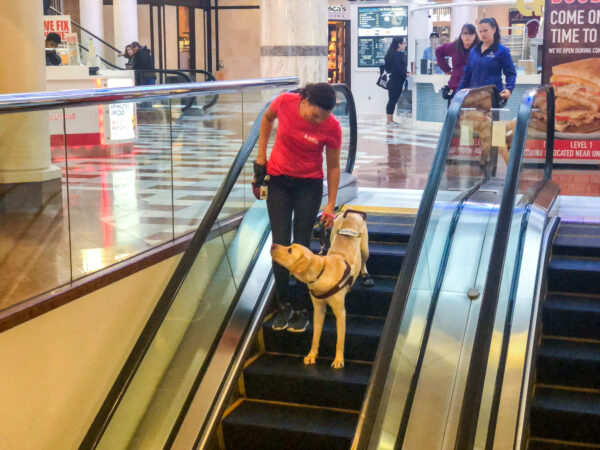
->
xmin=78 ymin=84 xmax=358 ymax=449
xmin=455 ymin=85 xmax=555 ymax=450
xmin=353 ymin=86 xmax=500 ymax=449
xmin=0 ymin=78 xmax=296 ymax=314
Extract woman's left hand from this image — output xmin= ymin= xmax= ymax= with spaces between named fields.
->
xmin=321 ymin=205 xmax=336 ymax=228
xmin=499 ymin=89 xmax=511 ymax=99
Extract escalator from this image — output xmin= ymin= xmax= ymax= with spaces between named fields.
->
xmin=221 ymin=213 xmax=413 ymax=449
xmin=79 ymin=83 xmax=566 ymax=449
xmin=527 ymin=221 xmax=600 ymax=448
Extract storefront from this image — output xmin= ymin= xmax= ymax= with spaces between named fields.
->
xmin=328 ymin=3 xmax=351 ymax=86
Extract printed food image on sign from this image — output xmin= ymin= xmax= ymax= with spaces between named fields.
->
xmin=551 ymin=58 xmax=600 ymax=134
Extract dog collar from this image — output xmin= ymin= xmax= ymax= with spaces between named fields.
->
xmin=311 ymin=261 xmax=353 ymax=299
xmin=307 ymin=260 xmax=326 ymax=284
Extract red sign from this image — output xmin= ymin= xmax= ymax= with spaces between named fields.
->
xmin=542 ymin=0 xmax=600 ymax=161
xmin=43 ymin=15 xmax=72 ymax=41
xmin=524 ymin=139 xmax=600 ymax=159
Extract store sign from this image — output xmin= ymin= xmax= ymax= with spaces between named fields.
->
xmin=357 ymin=6 xmax=408 ymax=67
xmin=106 ymin=78 xmax=136 ymax=142
xmin=537 ymin=0 xmax=600 ymax=161
xmin=43 ymin=15 xmax=71 ymax=40
xmin=329 ymin=4 xmax=350 ymax=20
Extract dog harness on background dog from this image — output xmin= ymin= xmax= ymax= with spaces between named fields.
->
xmin=310 ymin=261 xmax=353 ymax=299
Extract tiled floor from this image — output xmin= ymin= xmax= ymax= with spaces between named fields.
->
xmin=1 ymin=104 xmax=599 ymax=311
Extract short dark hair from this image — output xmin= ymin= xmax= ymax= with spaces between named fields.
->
xmin=131 ymin=41 xmax=140 ymax=48
xmin=430 ymin=32 xmax=440 ymax=38
xmin=300 ymin=83 xmax=337 ymax=111
xmin=45 ymin=33 xmax=61 ymax=45
xmin=479 ymin=18 xmax=501 ymax=43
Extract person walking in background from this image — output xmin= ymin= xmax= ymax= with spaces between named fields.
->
xmin=435 ymin=24 xmax=479 ymax=105
xmin=254 ymin=83 xmax=341 ymax=333
xmin=457 ymin=18 xmax=516 ymax=103
xmin=423 ymin=32 xmax=443 ymax=74
xmin=384 ymin=36 xmax=408 ymax=127
xmin=131 ymin=41 xmax=156 ymax=85
xmin=122 ymin=45 xmax=135 ymax=70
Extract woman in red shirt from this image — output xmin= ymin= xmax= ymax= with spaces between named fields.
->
xmin=255 ymin=83 xmax=341 ymax=332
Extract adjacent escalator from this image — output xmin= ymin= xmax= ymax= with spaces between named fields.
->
xmin=528 ymin=221 xmax=600 ymax=448
xmin=221 ymin=212 xmax=414 ymax=449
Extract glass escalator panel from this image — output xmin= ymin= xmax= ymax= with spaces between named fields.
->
xmin=470 ymin=87 xmax=554 ymax=449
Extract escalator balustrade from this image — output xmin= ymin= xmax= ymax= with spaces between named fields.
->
xmin=220 ymin=212 xmax=414 ymax=450
xmin=528 ymin=221 xmax=600 ymax=449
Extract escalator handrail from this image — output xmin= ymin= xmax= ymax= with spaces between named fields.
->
xmin=79 ymin=83 xmax=357 ymax=449
xmin=454 ymin=85 xmax=555 ymax=450
xmin=353 ymin=85 xmax=498 ymax=450
xmin=0 ymin=77 xmax=298 ymax=114
xmin=48 ymin=6 xmax=123 ymax=55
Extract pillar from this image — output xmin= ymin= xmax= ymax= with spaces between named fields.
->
xmin=259 ymin=0 xmax=328 ymax=86
xmin=0 ymin=3 xmax=61 ymax=204
xmin=451 ymin=2 xmax=478 ymax=41
xmin=79 ymin=0 xmax=104 ymax=56
xmin=113 ymin=0 xmax=138 ymax=56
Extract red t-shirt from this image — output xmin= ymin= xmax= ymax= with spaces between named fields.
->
xmin=266 ymin=92 xmax=342 ymax=179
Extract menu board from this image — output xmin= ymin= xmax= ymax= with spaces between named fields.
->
xmin=358 ymin=6 xmax=408 ymax=67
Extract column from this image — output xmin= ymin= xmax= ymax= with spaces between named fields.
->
xmin=451 ymin=2 xmax=478 ymax=40
xmin=260 ymin=0 xmax=328 ymax=86
xmin=113 ymin=0 xmax=138 ymax=56
xmin=0 ymin=4 xmax=61 ymax=195
xmin=79 ymin=0 xmax=104 ymax=56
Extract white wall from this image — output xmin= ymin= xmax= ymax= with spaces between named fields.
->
xmin=217 ymin=7 xmax=261 ymax=79
xmin=138 ymin=5 xmax=151 ymax=50
xmin=165 ymin=5 xmax=178 ymax=69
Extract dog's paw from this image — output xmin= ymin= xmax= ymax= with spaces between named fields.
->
xmin=331 ymin=358 xmax=344 ymax=369
xmin=304 ymin=353 xmax=317 ymax=365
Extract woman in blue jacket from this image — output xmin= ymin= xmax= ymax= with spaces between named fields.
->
xmin=457 ymin=18 xmax=516 ymax=103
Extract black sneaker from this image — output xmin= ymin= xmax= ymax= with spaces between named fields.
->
xmin=360 ymin=273 xmax=375 ymax=287
xmin=287 ymin=310 xmax=309 ymax=333
xmin=272 ymin=303 xmax=293 ymax=330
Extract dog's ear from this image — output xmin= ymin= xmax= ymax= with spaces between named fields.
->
xmin=290 ymin=253 xmax=310 ymax=275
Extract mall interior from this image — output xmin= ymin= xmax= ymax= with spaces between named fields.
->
xmin=0 ymin=0 xmax=599 ymax=449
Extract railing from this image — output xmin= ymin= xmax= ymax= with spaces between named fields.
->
xmin=353 ymin=86 xmax=499 ymax=449
xmin=454 ymin=85 xmax=555 ymax=450
xmin=0 ymin=77 xmax=297 ymax=315
xmin=78 ymin=84 xmax=358 ymax=448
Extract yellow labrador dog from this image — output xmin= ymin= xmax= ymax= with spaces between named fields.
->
xmin=270 ymin=210 xmax=370 ymax=369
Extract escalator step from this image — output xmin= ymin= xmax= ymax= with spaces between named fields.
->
xmin=530 ymin=387 xmax=600 ymax=445
xmin=262 ymin=315 xmax=384 ymax=362
xmin=222 ymin=400 xmax=358 ymax=450
xmin=548 ymin=258 xmax=600 ymax=295
xmin=528 ymin=437 xmax=599 ymax=449
xmin=366 ymin=222 xmax=413 ymax=244
xmin=554 ymin=234 xmax=600 ymax=258
xmin=537 ymin=338 xmax=600 ymax=389
xmin=244 ymin=354 xmax=371 ymax=410
xmin=290 ymin=276 xmax=396 ymax=317
xmin=543 ymin=294 xmax=600 ymax=340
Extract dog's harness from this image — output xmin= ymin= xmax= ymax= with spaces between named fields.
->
xmin=310 ymin=261 xmax=353 ymax=299
xmin=307 ymin=209 xmax=367 ymax=299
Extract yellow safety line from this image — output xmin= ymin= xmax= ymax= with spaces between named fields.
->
xmin=339 ymin=204 xmax=417 ymax=215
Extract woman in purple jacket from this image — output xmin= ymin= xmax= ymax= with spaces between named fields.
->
xmin=435 ymin=24 xmax=479 ymax=104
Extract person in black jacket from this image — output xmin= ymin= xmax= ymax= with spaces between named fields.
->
xmin=384 ymin=36 xmax=408 ymax=127
xmin=131 ymin=41 xmax=156 ymax=85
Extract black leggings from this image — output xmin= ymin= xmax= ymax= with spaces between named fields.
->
xmin=386 ymin=84 xmax=404 ymax=115
xmin=267 ymin=175 xmax=323 ymax=309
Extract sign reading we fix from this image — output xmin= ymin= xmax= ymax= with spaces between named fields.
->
xmin=43 ymin=15 xmax=72 ymax=41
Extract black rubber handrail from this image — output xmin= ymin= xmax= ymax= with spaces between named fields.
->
xmin=79 ymin=83 xmax=357 ymax=449
xmin=353 ymin=85 xmax=497 ymax=450
xmin=454 ymin=85 xmax=555 ymax=450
